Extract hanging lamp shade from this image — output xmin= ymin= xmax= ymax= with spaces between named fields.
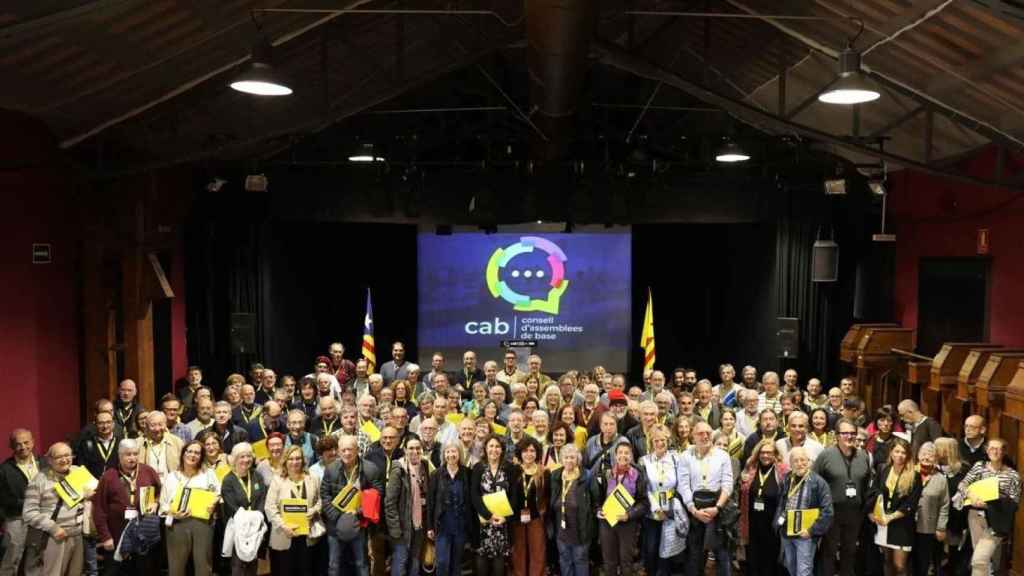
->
xmin=230 ymin=38 xmax=292 ymax=96
xmin=819 ymin=48 xmax=879 ymax=105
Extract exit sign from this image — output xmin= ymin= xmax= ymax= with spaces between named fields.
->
xmin=32 ymin=244 xmax=51 ymax=264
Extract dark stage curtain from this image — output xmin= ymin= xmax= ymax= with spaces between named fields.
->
xmin=185 ymin=193 xmax=268 ymax=390
xmin=631 ymin=223 xmax=778 ymax=382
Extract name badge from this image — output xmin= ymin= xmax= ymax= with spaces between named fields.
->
xmin=124 ymin=509 xmax=139 ymax=520
xmin=845 ymin=483 xmax=857 ymax=498
xmin=560 ymin=519 xmax=566 ymax=530
xmin=777 ymin=516 xmax=785 ymax=526
xmin=520 ymin=511 xmax=531 ymax=523
xmin=753 ymin=499 xmax=765 ymax=512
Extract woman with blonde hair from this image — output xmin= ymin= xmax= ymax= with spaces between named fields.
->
xmin=739 ymin=438 xmax=786 ymax=576
xmin=221 ymin=442 xmax=267 ymax=576
xmin=934 ymin=436 xmax=969 ymax=573
xmin=671 ymin=416 xmax=692 ymax=452
xmin=541 ymin=386 xmax=562 ymax=422
xmin=265 ymin=445 xmax=321 ymax=575
xmin=426 ymin=441 xmax=474 ymax=576
xmin=868 ymin=438 xmax=922 ymax=576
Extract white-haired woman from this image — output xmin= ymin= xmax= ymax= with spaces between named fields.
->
xmin=221 ymin=442 xmax=267 ymax=576
xmin=549 ymin=444 xmax=594 ymax=576
xmin=912 ymin=442 xmax=948 ymax=576
xmin=92 ymin=438 xmax=161 ymax=575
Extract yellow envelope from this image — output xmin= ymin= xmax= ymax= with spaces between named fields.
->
xmin=215 ymin=463 xmax=232 ymax=483
xmin=601 ymin=484 xmax=634 ymax=527
xmin=491 ymin=423 xmax=507 ymax=436
xmin=281 ymin=497 xmax=309 ymax=536
xmin=251 ymin=440 xmax=270 ymax=462
xmin=361 ymin=420 xmax=381 ymax=443
xmin=171 ymin=486 xmax=218 ymax=521
xmin=331 ymin=484 xmax=362 ymax=514
xmin=786 ymin=508 xmax=820 ymax=537
xmin=967 ymin=477 xmax=1000 ymax=504
xmin=54 ymin=466 xmax=98 ymax=508
xmin=483 ymin=490 xmax=514 ymax=517
xmin=446 ymin=413 xmax=465 ymax=426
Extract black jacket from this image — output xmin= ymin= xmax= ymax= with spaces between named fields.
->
xmin=320 ymin=459 xmax=384 ymax=530
xmin=221 ymin=471 xmax=268 ymax=520
xmin=590 ymin=464 xmax=649 ymax=523
xmin=311 ymin=416 xmax=342 ymax=439
xmin=985 ymin=498 xmax=1019 ymax=537
xmin=549 ymin=467 xmax=596 ymax=543
xmin=470 ymin=461 xmax=519 ymax=523
xmin=958 ymin=438 xmax=988 ymax=469
xmin=364 ymin=443 xmax=404 ymax=486
xmin=113 ymin=400 xmax=143 ymax=438
xmin=454 ymin=368 xmax=485 ymax=399
xmin=0 ymin=456 xmax=46 ymax=520
xmin=72 ymin=429 xmax=120 ymax=479
xmin=426 ymin=465 xmax=476 ymax=540
xmin=211 ymin=422 xmax=249 ymax=456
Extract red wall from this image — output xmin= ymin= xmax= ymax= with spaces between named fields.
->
xmin=0 ymin=111 xmax=82 ymax=458
xmin=889 ymin=145 xmax=1024 ymax=346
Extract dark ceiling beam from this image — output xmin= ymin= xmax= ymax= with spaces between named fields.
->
xmin=0 ymin=0 xmax=129 ymax=40
xmin=925 ymin=40 xmax=1024 ymax=98
xmin=867 ymin=105 xmax=925 ymax=138
xmin=59 ymin=0 xmax=379 ymax=149
xmin=722 ymin=0 xmax=1024 ymax=152
xmin=94 ymin=24 xmax=523 ymax=179
xmin=592 ymin=39 xmax=1024 ymax=192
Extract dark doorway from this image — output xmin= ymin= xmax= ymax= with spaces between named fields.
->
xmin=917 ymin=258 xmax=990 ymax=357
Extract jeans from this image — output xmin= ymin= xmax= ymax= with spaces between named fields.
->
xmin=642 ymin=518 xmax=673 ymax=576
xmin=83 ymin=536 xmax=98 ymax=576
xmin=556 ymin=541 xmax=589 ymax=576
xmin=328 ymin=532 xmax=368 ymax=576
xmin=435 ymin=529 xmax=465 ymax=576
xmin=0 ymin=518 xmax=28 ymax=576
xmin=390 ymin=530 xmax=423 ymax=576
xmin=684 ymin=522 xmax=731 ymax=576
xmin=782 ymin=537 xmax=817 ymax=576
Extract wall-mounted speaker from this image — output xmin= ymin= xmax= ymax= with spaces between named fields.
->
xmin=777 ymin=317 xmax=800 ymax=358
xmin=812 ymin=240 xmax=839 ymax=282
xmin=230 ymin=313 xmax=257 ymax=354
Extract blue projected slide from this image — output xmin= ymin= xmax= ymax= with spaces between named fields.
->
xmin=418 ymin=231 xmax=631 ymax=372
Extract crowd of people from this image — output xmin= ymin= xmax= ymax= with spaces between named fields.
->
xmin=0 ymin=342 xmax=1020 ymax=576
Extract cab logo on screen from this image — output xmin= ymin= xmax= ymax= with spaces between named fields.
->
xmin=485 ymin=236 xmax=569 ymax=315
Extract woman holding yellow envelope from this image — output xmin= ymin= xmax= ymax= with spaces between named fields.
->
xmin=868 ymin=439 xmax=921 ymax=576
xmin=265 ymin=446 xmax=322 ymax=576
xmin=592 ymin=439 xmax=647 ymax=576
xmin=160 ymin=440 xmax=221 ymax=576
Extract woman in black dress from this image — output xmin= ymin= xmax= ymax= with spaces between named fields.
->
xmin=869 ymin=438 xmax=922 ymax=576
xmin=470 ymin=434 xmax=517 ymax=576
xmin=739 ymin=438 xmax=785 ymax=576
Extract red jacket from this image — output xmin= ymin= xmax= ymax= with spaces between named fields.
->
xmin=92 ymin=464 xmax=161 ymax=544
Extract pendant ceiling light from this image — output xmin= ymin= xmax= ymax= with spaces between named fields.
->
xmin=230 ymin=38 xmax=292 ymax=96
xmin=715 ymin=140 xmax=750 ymax=163
xmin=819 ymin=47 xmax=879 ymax=105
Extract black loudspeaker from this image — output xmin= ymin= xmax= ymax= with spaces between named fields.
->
xmin=812 ymin=240 xmax=839 ymax=282
xmin=777 ymin=317 xmax=799 ymax=359
xmin=230 ymin=313 xmax=257 ymax=354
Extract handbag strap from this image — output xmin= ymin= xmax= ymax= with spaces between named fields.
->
xmin=50 ymin=497 xmax=63 ymax=521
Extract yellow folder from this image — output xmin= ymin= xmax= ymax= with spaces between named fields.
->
xmin=785 ymin=508 xmax=820 ymax=537
xmin=251 ymin=440 xmax=270 ymax=461
xmin=171 ymin=486 xmax=218 ymax=521
xmin=491 ymin=423 xmax=507 ymax=436
xmin=967 ymin=477 xmax=1000 ymax=504
xmin=54 ymin=466 xmax=98 ymax=508
xmin=215 ymin=463 xmax=232 ymax=483
xmin=482 ymin=490 xmax=514 ymax=517
xmin=331 ymin=484 xmax=362 ymax=514
xmin=281 ymin=497 xmax=310 ymax=536
xmin=361 ymin=420 xmax=381 ymax=443
xmin=601 ymin=484 xmax=635 ymax=527
xmin=446 ymin=413 xmax=465 ymax=426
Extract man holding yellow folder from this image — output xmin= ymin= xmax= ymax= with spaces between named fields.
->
xmin=773 ymin=447 xmax=833 ymax=576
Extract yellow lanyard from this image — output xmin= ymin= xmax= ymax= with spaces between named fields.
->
xmin=697 ymin=452 xmax=712 ymax=487
xmin=788 ymin=475 xmax=807 ymax=499
xmin=522 ymin=468 xmax=537 ymax=497
xmin=239 ymin=474 xmax=253 ymax=505
xmin=756 ymin=466 xmax=774 ymax=499
xmin=560 ymin=472 xmax=577 ymax=524
xmin=97 ymin=439 xmax=115 ymax=462
xmin=120 ymin=470 xmax=138 ymax=506
xmin=385 ymin=453 xmax=393 ymax=482
xmin=259 ymin=420 xmax=268 ymax=439
xmin=243 ymin=405 xmax=259 ymax=424
xmin=343 ymin=464 xmax=359 ymax=489
xmin=290 ymin=478 xmax=305 ymax=499
xmin=322 ymin=419 xmax=336 ymax=436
